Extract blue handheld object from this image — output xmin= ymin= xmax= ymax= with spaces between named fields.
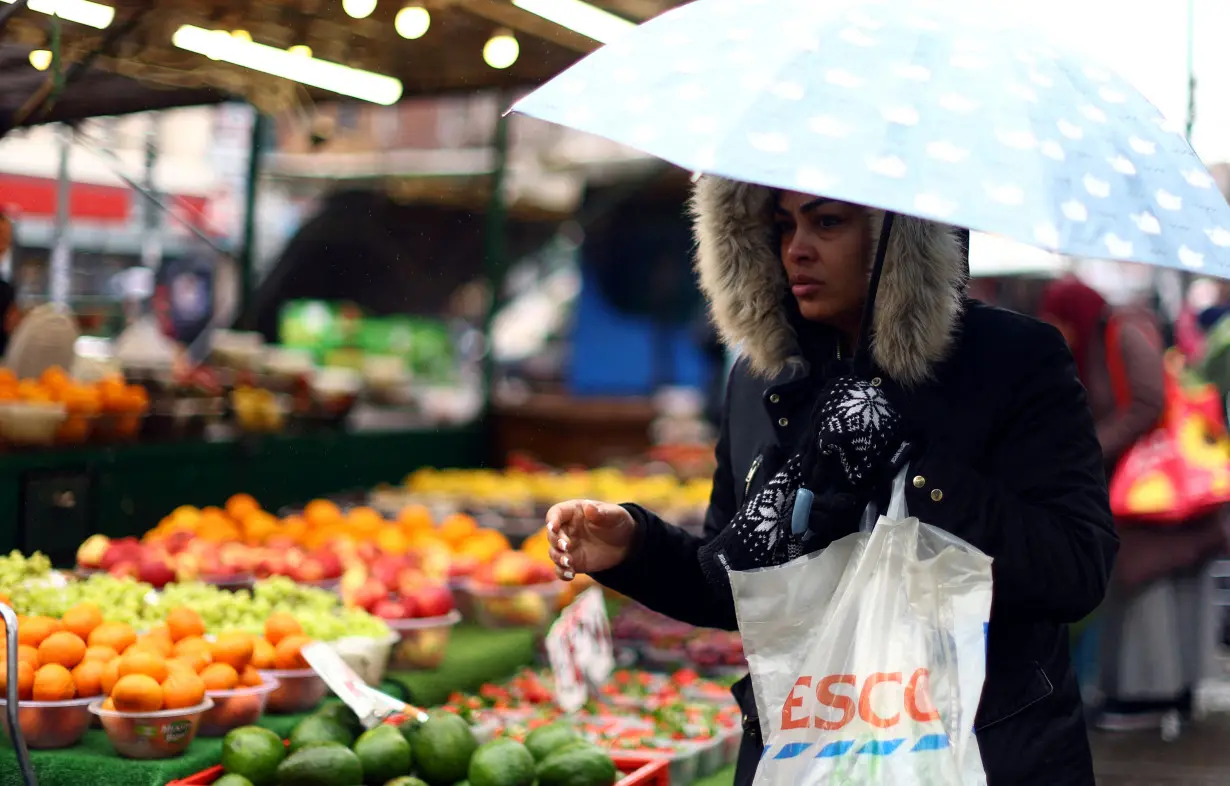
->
xmin=791 ymin=488 xmax=814 ymax=536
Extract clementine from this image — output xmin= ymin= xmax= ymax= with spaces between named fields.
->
xmin=117 ymin=649 xmax=169 ymax=683
xmin=17 ymin=644 xmax=39 ymax=670
xmin=211 ymin=632 xmax=255 ymax=671
xmin=18 ymin=616 xmax=62 ymax=648
xmin=239 ymin=666 xmax=264 ymax=687
xmin=172 ymin=636 xmax=212 ymax=657
xmin=71 ymin=660 xmax=105 ymax=697
xmin=0 ymin=661 xmax=34 ymax=701
xmin=60 ymin=603 xmax=103 ymax=641
xmin=88 ymin=621 xmax=137 ymax=654
xmin=111 ymin=674 xmax=163 ymax=712
xmin=273 ymin=635 xmax=312 ymax=670
xmin=250 ymin=638 xmax=276 ymax=670
xmin=226 ymin=493 xmax=261 ymax=522
xmin=37 ymin=631 xmax=87 ymax=670
xmin=83 ymin=645 xmax=119 ymax=664
xmin=32 ymin=663 xmax=76 ymax=701
xmin=264 ymin=612 xmax=303 ymax=647
xmin=99 ymin=659 xmax=121 ymax=695
xmin=161 ymin=670 xmax=206 ymax=710
xmin=200 ymin=662 xmax=239 ymax=691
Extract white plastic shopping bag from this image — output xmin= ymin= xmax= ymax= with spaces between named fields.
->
xmin=730 ymin=469 xmax=993 ymax=785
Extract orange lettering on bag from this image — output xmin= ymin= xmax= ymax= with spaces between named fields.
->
xmin=781 ymin=676 xmax=812 ymax=730
xmin=858 ymin=672 xmax=901 ymax=729
xmin=814 ymin=674 xmax=856 ymax=730
xmin=905 ymin=668 xmax=941 ymax=722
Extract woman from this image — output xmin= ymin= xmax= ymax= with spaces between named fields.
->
xmin=548 ymin=178 xmax=1118 ymax=785
xmin=1040 ymin=278 xmax=1228 ymax=734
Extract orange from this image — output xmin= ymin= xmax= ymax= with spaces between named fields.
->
xmin=211 ymin=632 xmax=255 ymax=671
xmin=17 ymin=644 xmax=40 ymax=669
xmin=175 ymin=649 xmax=213 ymax=673
xmin=133 ymin=631 xmax=174 ymax=658
xmin=71 ymin=660 xmax=105 ymax=697
xmin=99 ymin=659 xmax=121 ymax=695
xmin=375 ymin=526 xmax=409 ymax=555
xmin=37 ymin=631 xmax=87 ymax=669
xmin=226 ymin=493 xmax=261 ymax=522
xmin=239 ymin=666 xmax=264 ymax=687
xmin=438 ymin=513 xmax=479 ymax=545
xmin=273 ymin=635 xmax=312 ymax=670
xmin=250 ymin=638 xmax=276 ymax=670
xmin=0 ymin=661 xmax=34 ymax=701
xmin=346 ymin=506 xmax=385 ymax=536
xmin=281 ymin=515 xmax=308 ymax=543
xmin=242 ymin=511 xmax=280 ymax=546
xmin=173 ymin=636 xmax=211 ymax=657
xmin=264 ymin=612 xmax=303 ymax=647
xmin=101 ymin=697 xmax=116 ymax=711
xmin=117 ymin=649 xmax=168 ymax=683
xmin=304 ymin=499 xmax=342 ymax=529
xmin=165 ymin=659 xmax=197 ymax=678
xmin=32 ymin=663 xmax=76 ymax=701
xmin=161 ymin=670 xmax=206 ymax=709
xmin=111 ymin=674 xmax=163 ymax=712
xmin=88 ymin=621 xmax=137 ymax=654
xmin=83 ymin=645 xmax=119 ymax=664
xmin=18 ymin=616 xmax=62 ymax=648
xmin=199 ymin=662 xmax=239 ymax=691
xmin=398 ymin=503 xmax=434 ymax=532
xmin=61 ymin=603 xmax=104 ymax=641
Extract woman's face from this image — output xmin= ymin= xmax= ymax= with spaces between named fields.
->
xmin=774 ymin=191 xmax=872 ymax=333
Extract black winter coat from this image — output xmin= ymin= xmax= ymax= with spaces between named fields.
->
xmin=592 ymin=176 xmax=1118 ymax=786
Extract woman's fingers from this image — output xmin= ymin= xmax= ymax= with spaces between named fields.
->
xmin=549 ymin=542 xmax=576 ymax=581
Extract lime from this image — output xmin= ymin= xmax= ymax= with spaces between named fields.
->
xmin=220 ymin=725 xmax=286 ymax=786
xmin=354 ymin=724 xmax=413 ymax=784
xmin=468 ymin=738 xmax=535 ymax=786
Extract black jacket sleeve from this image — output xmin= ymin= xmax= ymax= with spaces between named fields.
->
xmin=589 ymin=376 xmax=740 ymax=631
xmin=902 ymin=324 xmax=1118 ymax=623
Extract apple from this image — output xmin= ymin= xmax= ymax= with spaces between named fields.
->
xmin=107 ymin=560 xmax=140 ymax=580
xmin=354 ymin=542 xmax=380 ymax=565
xmin=100 ymin=538 xmax=143 ymax=571
xmin=395 ymin=568 xmax=428 ymax=598
xmin=447 ymin=555 xmax=480 ymax=579
xmin=408 ymin=584 xmax=455 ymax=619
xmin=372 ymin=598 xmax=408 ymax=619
xmin=507 ymin=589 xmax=548 ymax=626
xmin=370 ymin=556 xmax=407 ymax=590
xmin=291 ymin=558 xmax=326 ymax=583
xmin=526 ymin=561 xmax=556 ymax=585
xmin=350 ymin=578 xmax=388 ymax=612
xmin=163 ymin=531 xmax=194 ymax=555
xmin=315 ymin=551 xmax=343 ymax=579
xmin=76 ymin=534 xmax=111 ymax=568
xmin=219 ymin=543 xmax=253 ymax=571
xmin=492 ymin=553 xmax=533 ymax=587
xmin=138 ymin=557 xmax=176 ymax=588
xmin=265 ymin=535 xmax=296 ymax=552
xmin=420 ymin=550 xmax=451 ymax=582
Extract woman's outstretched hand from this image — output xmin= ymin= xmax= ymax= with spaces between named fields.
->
xmin=545 ymin=500 xmax=636 ymax=581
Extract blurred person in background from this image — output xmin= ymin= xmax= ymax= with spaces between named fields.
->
xmin=546 ymin=179 xmax=1117 ymax=786
xmin=1040 ymin=276 xmax=1228 ymax=733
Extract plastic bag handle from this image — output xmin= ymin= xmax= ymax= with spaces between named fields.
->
xmin=860 ymin=464 xmax=910 ymax=531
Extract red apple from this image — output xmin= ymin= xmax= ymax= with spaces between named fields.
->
xmin=76 ymin=534 xmax=111 ymax=568
xmin=315 ymin=551 xmax=343 ymax=579
xmin=138 ymin=557 xmax=176 ymax=588
xmin=471 ymin=563 xmax=495 ymax=586
xmin=100 ymin=538 xmax=143 ymax=571
xmin=526 ymin=561 xmax=556 ymax=585
xmin=370 ymin=556 xmax=407 ymax=590
xmin=355 ymin=542 xmax=380 ymax=565
xmin=164 ymin=531 xmax=194 ymax=555
xmin=447 ymin=555 xmax=480 ymax=579
xmin=492 ymin=552 xmax=533 ymax=587
xmin=351 ymin=578 xmax=388 ymax=612
xmin=107 ymin=560 xmax=139 ymax=580
xmin=372 ymin=598 xmax=408 ymax=619
xmin=396 ymin=568 xmax=429 ymax=598
xmin=291 ymin=558 xmax=326 ymax=583
xmin=408 ymin=584 xmax=454 ymax=618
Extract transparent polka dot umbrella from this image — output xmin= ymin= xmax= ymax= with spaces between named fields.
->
xmin=511 ymin=0 xmax=1230 ymax=276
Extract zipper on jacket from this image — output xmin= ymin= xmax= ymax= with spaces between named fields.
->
xmin=744 ymin=454 xmax=764 ymax=496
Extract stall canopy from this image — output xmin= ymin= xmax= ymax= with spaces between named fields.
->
xmin=0 ymin=0 xmax=683 ymax=128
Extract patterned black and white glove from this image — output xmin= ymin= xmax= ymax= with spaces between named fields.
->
xmin=698 ymin=455 xmax=803 ymax=595
xmin=812 ymin=376 xmax=907 ymax=490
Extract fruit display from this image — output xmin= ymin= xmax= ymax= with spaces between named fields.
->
xmin=0 ymin=366 xmax=149 ymax=446
xmin=465 ymin=551 xmax=566 ymax=631
xmin=611 ymin=604 xmax=746 ymax=674
xmin=440 ymin=668 xmax=742 ymax=786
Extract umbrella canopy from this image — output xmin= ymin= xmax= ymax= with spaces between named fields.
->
xmin=513 ymin=0 xmax=1230 ymax=278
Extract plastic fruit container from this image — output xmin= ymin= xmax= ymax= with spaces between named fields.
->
xmin=198 ymin=677 xmax=279 ymax=737
xmin=89 ymin=698 xmax=213 ymax=759
xmin=387 ymin=610 xmax=462 ymax=670
xmin=200 ymin=572 xmax=255 ymax=592
xmin=260 ymin=668 xmax=328 ymax=714
xmin=0 ymin=401 xmax=68 ymax=446
xmin=466 ymin=580 xmax=565 ymax=632
xmin=0 ymin=697 xmax=94 ymax=749
xmin=328 ymin=633 xmax=399 ymax=686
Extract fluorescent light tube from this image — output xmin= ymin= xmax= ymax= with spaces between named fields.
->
xmin=172 ymin=25 xmax=404 ymax=106
xmin=1 ymin=0 xmax=115 ymax=29
xmin=512 ymin=0 xmax=635 ymax=44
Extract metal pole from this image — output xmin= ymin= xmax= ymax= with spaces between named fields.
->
xmin=140 ymin=114 xmax=163 ymax=272
xmin=481 ymin=97 xmax=511 ymax=411
xmin=49 ymin=124 xmax=72 ymax=306
xmin=237 ymin=109 xmax=267 ymax=328
xmin=1186 ymin=0 xmax=1197 ymax=141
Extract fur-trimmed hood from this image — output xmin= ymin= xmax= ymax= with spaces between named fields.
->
xmin=690 ymin=176 xmax=968 ymax=386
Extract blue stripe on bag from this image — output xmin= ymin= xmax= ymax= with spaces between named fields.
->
xmin=774 ymin=742 xmax=814 ymax=759
xmin=816 ymin=740 xmax=855 ymax=758
xmin=857 ymin=739 xmax=906 ymax=755
xmin=911 ymin=733 xmax=950 ymax=752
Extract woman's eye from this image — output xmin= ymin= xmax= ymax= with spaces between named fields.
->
xmin=775 ymin=222 xmax=794 ymax=235
xmin=817 ymin=215 xmax=844 ymax=228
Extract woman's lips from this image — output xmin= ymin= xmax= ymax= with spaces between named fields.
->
xmin=791 ymin=283 xmax=822 ymax=298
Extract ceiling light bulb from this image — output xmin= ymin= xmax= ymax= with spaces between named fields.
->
xmin=28 ymin=49 xmax=52 ymax=71
xmin=288 ymin=44 xmax=313 ymax=57
xmin=232 ymin=29 xmax=252 ymax=42
xmin=342 ymin=0 xmax=377 ymax=19
xmin=483 ymin=31 xmax=519 ymax=70
xmin=395 ymin=5 xmax=431 ymax=39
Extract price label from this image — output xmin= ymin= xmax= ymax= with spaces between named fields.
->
xmin=302 ymin=642 xmax=399 ymax=729
xmin=545 ymin=587 xmax=615 ymax=711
